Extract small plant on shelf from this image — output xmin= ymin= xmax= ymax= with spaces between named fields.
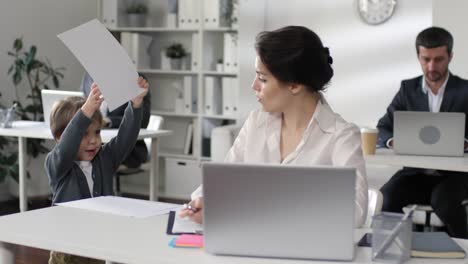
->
xmin=165 ymin=43 xmax=187 ymax=59
xmin=126 ymin=3 xmax=148 ymax=14
xmin=126 ymin=2 xmax=148 ymax=27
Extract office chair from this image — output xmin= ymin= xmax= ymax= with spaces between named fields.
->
xmin=364 ymin=188 xmax=384 ymax=228
xmin=403 ymin=204 xmax=444 ymax=231
xmin=115 ymin=115 xmax=164 ymax=195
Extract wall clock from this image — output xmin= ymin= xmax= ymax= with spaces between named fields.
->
xmin=358 ymin=0 xmax=397 ymax=25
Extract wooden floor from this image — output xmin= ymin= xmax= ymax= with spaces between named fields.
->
xmin=0 ymin=194 xmax=184 ymax=264
xmin=0 ymin=197 xmax=52 ymax=263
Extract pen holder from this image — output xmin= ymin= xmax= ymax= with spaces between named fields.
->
xmin=2 ymin=108 xmax=15 ymax=128
xmin=372 ymin=212 xmax=412 ymax=264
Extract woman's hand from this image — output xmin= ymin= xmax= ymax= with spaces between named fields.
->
xmin=179 ymin=197 xmax=203 ymax=224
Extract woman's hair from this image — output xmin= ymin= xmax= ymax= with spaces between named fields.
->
xmin=50 ymin=96 xmax=103 ymax=139
xmin=255 ymin=26 xmax=334 ymax=93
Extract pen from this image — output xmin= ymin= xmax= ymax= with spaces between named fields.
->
xmin=183 ymin=203 xmax=200 ymax=213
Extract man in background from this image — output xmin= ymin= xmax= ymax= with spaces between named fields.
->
xmin=377 ymin=27 xmax=468 ymax=238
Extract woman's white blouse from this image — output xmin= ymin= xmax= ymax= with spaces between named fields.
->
xmin=192 ymin=98 xmax=368 ymax=227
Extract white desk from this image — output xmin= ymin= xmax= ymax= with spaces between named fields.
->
xmin=365 ymin=148 xmax=468 ymax=172
xmin=0 ymin=206 xmax=466 ymax=264
xmin=0 ymin=121 xmax=172 ymax=212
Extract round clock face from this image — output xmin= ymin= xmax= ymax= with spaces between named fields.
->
xmin=358 ymin=0 xmax=397 ymax=25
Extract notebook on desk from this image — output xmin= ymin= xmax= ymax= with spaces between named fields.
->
xmin=202 ymin=162 xmax=356 ymax=261
xmin=394 ymin=111 xmax=465 ymax=157
xmin=358 ymin=232 xmax=466 ymax=259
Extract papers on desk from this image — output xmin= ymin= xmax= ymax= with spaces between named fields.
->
xmin=57 ymin=19 xmax=144 ymax=111
xmin=167 ymin=211 xmax=203 ymax=235
xmin=57 ymin=196 xmax=181 ymax=218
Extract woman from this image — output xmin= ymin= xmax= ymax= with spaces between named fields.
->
xmin=180 ymin=26 xmax=368 ymax=227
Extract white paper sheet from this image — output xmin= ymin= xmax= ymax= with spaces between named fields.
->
xmin=57 ymin=196 xmax=182 ymax=218
xmin=57 ymin=19 xmax=143 ymax=111
xmin=173 ymin=210 xmax=203 ymax=234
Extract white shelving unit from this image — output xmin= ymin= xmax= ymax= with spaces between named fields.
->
xmin=99 ymin=0 xmax=265 ymax=200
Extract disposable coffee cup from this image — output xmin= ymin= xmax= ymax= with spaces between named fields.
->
xmin=361 ymin=127 xmax=378 ymax=155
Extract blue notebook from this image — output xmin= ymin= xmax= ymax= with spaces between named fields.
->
xmin=358 ymin=232 xmax=466 ymax=259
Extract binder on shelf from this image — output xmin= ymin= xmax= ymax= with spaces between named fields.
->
xmin=191 ymin=33 xmax=199 ymax=71
xmin=184 ymin=123 xmax=194 ymax=154
xmin=178 ymin=0 xmax=188 ymax=29
xmin=223 ymin=33 xmax=238 ymax=73
xmin=221 ymin=77 xmax=232 ymax=116
xmin=222 ymin=77 xmax=237 ymax=116
xmin=101 ymin=0 xmax=119 ymax=28
xmin=183 ymin=76 xmax=197 ymax=114
xmin=120 ymin=32 xmax=152 ymax=69
xmin=203 ymin=0 xmax=220 ymax=28
xmin=204 ymin=76 xmax=222 ymax=115
xmin=231 ymin=77 xmax=238 ymax=114
xmin=192 ymin=118 xmax=201 ymax=156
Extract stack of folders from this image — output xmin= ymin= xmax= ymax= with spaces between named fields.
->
xmin=222 ymin=77 xmax=238 ymax=116
xmin=183 ymin=76 xmax=197 ymax=114
xmin=204 ymin=77 xmax=222 ymax=115
xmin=223 ymin=33 xmax=238 ymax=73
xmin=178 ymin=0 xmax=201 ymax=29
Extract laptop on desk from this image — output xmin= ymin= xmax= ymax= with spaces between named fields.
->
xmin=202 ymin=162 xmax=356 ymax=261
xmin=41 ymin=90 xmax=84 ymax=126
xmin=394 ymin=111 xmax=465 ymax=157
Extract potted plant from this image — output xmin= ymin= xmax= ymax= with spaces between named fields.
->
xmin=1 ymin=37 xmax=64 ymax=197
xmin=165 ymin=43 xmax=187 ymax=70
xmin=126 ymin=2 xmax=148 ymax=27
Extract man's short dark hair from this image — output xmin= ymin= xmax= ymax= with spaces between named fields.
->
xmin=415 ymin=27 xmax=453 ymax=55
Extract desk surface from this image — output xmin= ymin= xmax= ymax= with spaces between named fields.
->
xmin=0 ymin=121 xmax=172 ymax=141
xmin=365 ymin=148 xmax=468 ymax=172
xmin=0 ymin=206 xmax=467 ymax=264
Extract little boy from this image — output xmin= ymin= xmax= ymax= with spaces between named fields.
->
xmin=45 ymin=77 xmax=148 ymax=264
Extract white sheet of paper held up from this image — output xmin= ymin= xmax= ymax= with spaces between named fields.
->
xmin=57 ymin=19 xmax=143 ymax=111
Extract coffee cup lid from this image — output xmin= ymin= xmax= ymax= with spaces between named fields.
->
xmin=360 ymin=127 xmax=378 ymax=133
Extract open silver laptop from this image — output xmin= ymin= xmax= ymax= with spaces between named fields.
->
xmin=394 ymin=111 xmax=465 ymax=157
xmin=41 ymin=89 xmax=84 ymax=126
xmin=202 ymin=162 xmax=356 ymax=261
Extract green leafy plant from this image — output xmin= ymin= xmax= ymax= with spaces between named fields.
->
xmin=223 ymin=0 xmax=239 ymax=28
xmin=0 ymin=37 xmax=65 ymax=183
xmin=165 ymin=43 xmax=187 ymax=59
xmin=126 ymin=3 xmax=148 ymax=14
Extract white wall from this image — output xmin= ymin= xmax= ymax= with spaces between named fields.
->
xmin=263 ymin=0 xmax=432 ymax=128
xmin=0 ymin=0 xmax=98 ymax=106
xmin=433 ymin=0 xmax=468 ymax=78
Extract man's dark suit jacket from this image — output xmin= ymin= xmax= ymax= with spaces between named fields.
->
xmin=377 ymin=73 xmax=468 ymax=149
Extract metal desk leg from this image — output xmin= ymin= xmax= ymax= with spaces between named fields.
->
xmin=18 ymin=137 xmax=27 ymax=212
xmin=0 ymin=242 xmax=15 ymax=264
xmin=149 ymin=137 xmax=159 ymax=201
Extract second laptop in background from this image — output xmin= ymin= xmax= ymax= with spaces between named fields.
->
xmin=394 ymin=111 xmax=465 ymax=157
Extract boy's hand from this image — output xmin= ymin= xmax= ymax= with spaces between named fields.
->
xmin=81 ymin=83 xmax=104 ymax=118
xmin=132 ymin=77 xmax=149 ymax=108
